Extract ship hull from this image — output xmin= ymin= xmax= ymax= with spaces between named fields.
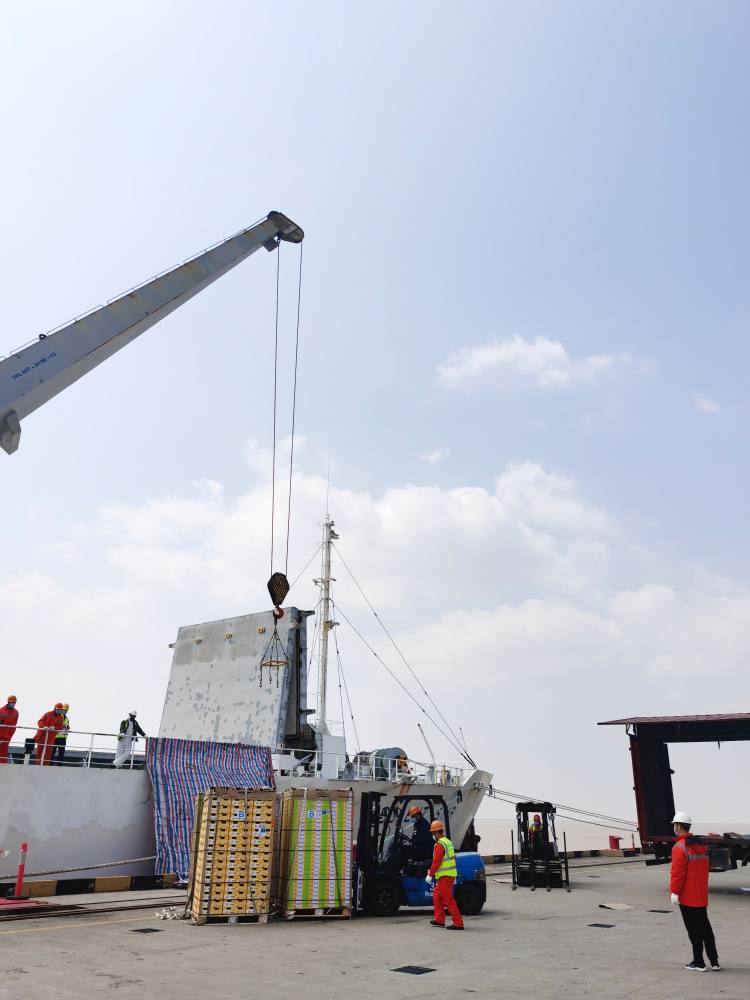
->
xmin=0 ymin=766 xmax=491 ymax=881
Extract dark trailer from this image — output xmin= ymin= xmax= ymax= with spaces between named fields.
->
xmin=599 ymin=713 xmax=750 ymax=871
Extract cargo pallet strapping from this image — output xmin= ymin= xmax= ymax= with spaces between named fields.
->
xmin=187 ymin=787 xmax=276 ymax=925
xmin=276 ymin=787 xmax=353 ymax=919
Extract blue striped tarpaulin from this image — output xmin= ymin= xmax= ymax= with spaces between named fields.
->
xmin=146 ymin=737 xmax=275 ymax=878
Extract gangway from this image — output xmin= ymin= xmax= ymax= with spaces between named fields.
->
xmin=0 ymin=211 xmax=303 ymax=454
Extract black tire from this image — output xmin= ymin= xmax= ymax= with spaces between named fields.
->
xmin=368 ymin=879 xmax=401 ymax=917
xmin=454 ymin=881 xmax=485 ymax=915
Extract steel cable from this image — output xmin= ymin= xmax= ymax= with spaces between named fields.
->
xmin=332 ymin=600 xmax=474 ymax=766
xmin=269 ymin=241 xmax=281 ymax=576
xmin=332 ymin=542 xmax=475 ymax=766
xmin=284 ymin=243 xmax=303 ymax=575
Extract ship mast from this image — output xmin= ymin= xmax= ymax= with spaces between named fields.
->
xmin=314 ymin=515 xmax=338 ymax=734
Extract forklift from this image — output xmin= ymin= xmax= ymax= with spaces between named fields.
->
xmin=355 ymin=791 xmax=486 ymax=916
xmin=511 ymin=801 xmax=571 ymax=891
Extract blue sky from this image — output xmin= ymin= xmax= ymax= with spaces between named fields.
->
xmin=1 ymin=2 xmax=748 ymax=820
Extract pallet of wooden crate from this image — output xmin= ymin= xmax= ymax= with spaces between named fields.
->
xmin=188 ymin=787 xmax=276 ymax=925
xmin=276 ymin=787 xmax=353 ymax=919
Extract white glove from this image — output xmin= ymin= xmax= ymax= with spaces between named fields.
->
xmin=425 ymin=875 xmax=434 ymax=887
xmin=670 ymin=893 xmax=679 ymax=906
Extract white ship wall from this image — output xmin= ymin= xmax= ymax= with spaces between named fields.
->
xmin=0 ymin=767 xmax=155 ymax=880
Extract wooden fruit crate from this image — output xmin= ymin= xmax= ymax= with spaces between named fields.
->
xmin=276 ymin=788 xmax=353 ymax=918
xmin=187 ymin=787 xmax=277 ymax=925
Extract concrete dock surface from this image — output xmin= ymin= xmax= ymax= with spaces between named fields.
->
xmin=1 ymin=858 xmax=748 ymax=1000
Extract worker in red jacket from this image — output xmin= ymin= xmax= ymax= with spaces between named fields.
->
xmin=0 ymin=695 xmax=19 ymax=764
xmin=425 ymin=819 xmax=464 ymax=930
xmin=34 ymin=703 xmax=66 ymax=766
xmin=670 ymin=811 xmax=720 ymax=972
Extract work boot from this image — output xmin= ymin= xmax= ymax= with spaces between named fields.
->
xmin=430 ymin=920 xmax=444 ymax=927
xmin=446 ymin=925 xmax=464 ymax=930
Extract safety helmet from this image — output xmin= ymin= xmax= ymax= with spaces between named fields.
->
xmin=672 ymin=811 xmax=692 ymax=825
xmin=54 ymin=702 xmax=63 ymax=710
xmin=62 ymin=703 xmax=69 ymax=711
xmin=408 ymin=805 xmax=421 ymax=817
xmin=7 ymin=695 xmax=16 ymax=703
xmin=429 ymin=820 xmax=444 ymax=833
xmin=533 ymin=814 xmax=541 ymax=822
xmin=130 ymin=710 xmax=137 ymax=717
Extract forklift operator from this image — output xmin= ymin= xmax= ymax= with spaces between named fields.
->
xmin=407 ymin=805 xmax=434 ymax=861
xmin=529 ymin=813 xmax=544 ymax=859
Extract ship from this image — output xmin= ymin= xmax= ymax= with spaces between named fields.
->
xmin=0 ymin=516 xmax=491 ymax=879
xmin=0 ymin=212 xmax=491 ymax=881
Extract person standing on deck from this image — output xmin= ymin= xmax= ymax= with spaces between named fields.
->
xmin=53 ymin=703 xmax=70 ymax=765
xmin=34 ymin=703 xmax=65 ymax=765
xmin=426 ymin=819 xmax=464 ymax=930
xmin=0 ymin=696 xmax=19 ymax=764
xmin=670 ymin=811 xmax=720 ymax=972
xmin=113 ymin=710 xmax=146 ymax=768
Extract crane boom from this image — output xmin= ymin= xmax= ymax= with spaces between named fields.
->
xmin=0 ymin=210 xmax=303 ymax=454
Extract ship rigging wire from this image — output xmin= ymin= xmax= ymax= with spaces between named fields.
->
xmin=331 ymin=598 xmax=361 ymax=752
xmin=487 ymin=786 xmax=638 ymax=828
xmin=332 ymin=599 xmax=475 ymax=767
xmin=331 ymin=542 xmax=474 ymax=764
xmin=486 ymin=788 xmax=638 ymax=832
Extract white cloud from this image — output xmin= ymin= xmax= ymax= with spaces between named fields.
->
xmin=418 ymin=447 xmax=450 ymax=464
xmin=694 ymin=395 xmax=721 ymax=414
xmin=1 ymin=458 xmax=748 ymax=821
xmin=437 ymin=334 xmax=629 ymax=388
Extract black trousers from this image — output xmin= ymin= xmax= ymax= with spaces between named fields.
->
xmin=52 ymin=741 xmax=66 ymax=764
xmin=680 ymin=904 xmax=718 ymax=966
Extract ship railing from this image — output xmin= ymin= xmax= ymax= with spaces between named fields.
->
xmin=2 ymin=727 xmax=474 ymax=784
xmin=270 ymin=746 xmax=471 ymax=786
xmin=2 ymin=725 xmax=144 ymax=769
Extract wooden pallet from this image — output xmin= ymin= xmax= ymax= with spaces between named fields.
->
xmin=281 ymin=906 xmax=352 ymax=920
xmin=192 ymin=912 xmax=270 ymax=925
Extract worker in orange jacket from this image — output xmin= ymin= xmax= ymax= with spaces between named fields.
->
xmin=0 ymin=695 xmax=19 ymax=764
xmin=425 ymin=819 xmax=464 ymax=930
xmin=34 ymin=703 xmax=66 ymax=766
xmin=670 ymin=811 xmax=720 ymax=972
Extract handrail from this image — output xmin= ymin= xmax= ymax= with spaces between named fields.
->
xmin=2 ymin=724 xmax=144 ymax=769
xmin=0 ymin=726 xmax=474 ymax=783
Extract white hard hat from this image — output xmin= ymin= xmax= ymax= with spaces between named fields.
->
xmin=129 ymin=710 xmax=137 ymax=717
xmin=672 ymin=811 xmax=692 ymax=825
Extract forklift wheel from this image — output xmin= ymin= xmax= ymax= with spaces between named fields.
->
xmin=368 ymin=879 xmax=401 ymax=917
xmin=454 ymin=882 xmax=485 ymax=916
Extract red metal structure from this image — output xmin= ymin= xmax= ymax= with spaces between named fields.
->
xmin=599 ymin=714 xmax=750 ymax=870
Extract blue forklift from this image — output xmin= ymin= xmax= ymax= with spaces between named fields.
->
xmin=355 ymin=791 xmax=486 ymax=916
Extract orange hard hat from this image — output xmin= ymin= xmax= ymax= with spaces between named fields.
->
xmin=54 ymin=702 xmax=63 ymax=710
xmin=62 ymin=703 xmax=69 ymax=711
xmin=429 ymin=820 xmax=444 ymax=833
xmin=408 ymin=805 xmax=421 ymax=817
xmin=7 ymin=695 xmax=16 ymax=703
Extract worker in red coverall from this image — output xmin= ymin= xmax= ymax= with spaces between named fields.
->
xmin=34 ymin=703 xmax=65 ymax=766
xmin=670 ymin=810 xmax=720 ymax=972
xmin=0 ymin=695 xmax=19 ymax=764
xmin=425 ymin=819 xmax=464 ymax=930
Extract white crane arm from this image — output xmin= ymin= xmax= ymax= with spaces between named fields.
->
xmin=0 ymin=210 xmax=303 ymax=454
